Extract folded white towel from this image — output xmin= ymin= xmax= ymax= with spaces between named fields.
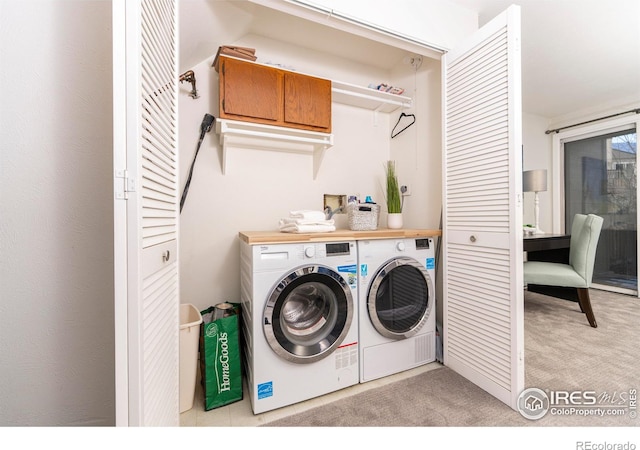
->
xmin=280 ymin=217 xmax=335 ymax=226
xmin=279 ymin=222 xmax=336 ymax=233
xmin=289 ymin=210 xmax=326 ymax=222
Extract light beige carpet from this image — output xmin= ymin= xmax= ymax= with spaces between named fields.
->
xmin=265 ymin=289 xmax=639 ymax=427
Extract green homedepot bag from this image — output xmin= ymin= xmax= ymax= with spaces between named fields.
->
xmin=199 ymin=303 xmax=243 ymax=410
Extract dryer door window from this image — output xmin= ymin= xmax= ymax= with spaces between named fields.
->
xmin=264 ymin=265 xmax=354 ymax=364
xmin=368 ymin=257 xmax=434 ymax=339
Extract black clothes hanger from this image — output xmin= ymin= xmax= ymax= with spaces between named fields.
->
xmin=391 ymin=112 xmax=416 ymax=138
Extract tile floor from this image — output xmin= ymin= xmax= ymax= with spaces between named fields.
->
xmin=180 ymin=361 xmax=443 ymax=427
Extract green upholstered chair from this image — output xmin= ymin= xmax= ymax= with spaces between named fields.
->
xmin=524 ymin=213 xmax=604 ymax=328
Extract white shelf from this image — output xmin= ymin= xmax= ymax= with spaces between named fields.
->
xmin=331 ymin=80 xmax=413 ymax=113
xmin=215 ymin=119 xmax=333 ymax=180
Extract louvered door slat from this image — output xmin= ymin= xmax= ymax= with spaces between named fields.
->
xmin=142 ymin=163 xmax=174 ymax=193
xmin=142 ymin=3 xmax=173 ymax=57
xmin=142 ymin=135 xmax=176 ymax=172
xmin=443 ymin=6 xmax=523 ymax=410
xmin=448 ymin=87 xmax=507 ymax=124
xmin=141 ymin=80 xmax=175 ymax=126
xmin=142 ymin=185 xmax=175 ymax=205
xmin=448 ymin=149 xmax=509 ymax=171
xmin=448 ymin=138 xmax=509 ymax=164
xmin=141 ymin=7 xmax=174 ymax=78
xmin=448 ymin=50 xmax=508 ymax=100
xmin=142 ymin=120 xmax=174 ymax=155
xmin=446 ymin=30 xmax=508 ymax=80
xmin=448 ymin=107 xmax=506 ymax=141
xmin=141 ymin=21 xmax=171 ymax=72
xmin=142 ymin=196 xmax=175 ymax=212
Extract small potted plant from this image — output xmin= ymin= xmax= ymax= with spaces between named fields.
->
xmin=385 ymin=160 xmax=403 ymax=229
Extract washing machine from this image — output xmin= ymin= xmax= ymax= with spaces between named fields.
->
xmin=357 ymin=237 xmax=436 ymax=383
xmin=240 ymin=239 xmax=359 ymax=414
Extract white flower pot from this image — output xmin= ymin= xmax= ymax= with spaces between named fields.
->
xmin=387 ymin=213 xmax=403 ymax=229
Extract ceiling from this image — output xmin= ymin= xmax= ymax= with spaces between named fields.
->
xmin=446 ymin=0 xmax=640 ymax=120
xmin=180 ymin=0 xmax=640 ymax=121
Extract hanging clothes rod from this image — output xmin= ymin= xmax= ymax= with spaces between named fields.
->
xmin=545 ymin=108 xmax=640 ymax=134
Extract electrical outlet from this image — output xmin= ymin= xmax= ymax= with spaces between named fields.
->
xmin=401 ymin=185 xmax=411 ymax=196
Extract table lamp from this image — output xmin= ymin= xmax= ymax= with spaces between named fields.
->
xmin=523 ymin=169 xmax=547 ymax=234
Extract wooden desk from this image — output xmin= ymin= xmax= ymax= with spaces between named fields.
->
xmin=524 ymin=234 xmax=570 ymax=263
xmin=524 ymin=233 xmax=577 ymax=301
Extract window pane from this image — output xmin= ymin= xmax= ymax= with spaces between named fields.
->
xmin=564 ymin=129 xmax=637 ymax=292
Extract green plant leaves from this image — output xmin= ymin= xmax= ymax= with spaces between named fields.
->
xmin=385 ymin=160 xmax=402 ymax=213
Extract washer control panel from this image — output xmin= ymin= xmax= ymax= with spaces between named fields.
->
xmin=299 ymin=242 xmax=353 ymax=260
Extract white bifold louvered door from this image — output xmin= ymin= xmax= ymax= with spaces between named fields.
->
xmin=113 ymin=0 xmax=180 ymax=426
xmin=442 ymin=5 xmax=524 ymax=409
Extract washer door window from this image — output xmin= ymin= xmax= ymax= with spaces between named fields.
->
xmin=368 ymin=257 xmax=433 ymax=339
xmin=264 ymin=265 xmax=354 ymax=364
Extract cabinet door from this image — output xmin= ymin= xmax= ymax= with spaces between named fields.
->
xmin=284 ymin=72 xmax=332 ymax=131
xmin=220 ymin=56 xmax=283 ymax=122
xmin=442 ymin=5 xmax=524 ymax=410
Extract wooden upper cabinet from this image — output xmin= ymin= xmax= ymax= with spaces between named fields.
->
xmin=284 ymin=72 xmax=331 ymax=129
xmin=218 ymin=56 xmax=331 ymax=133
xmin=220 ymin=56 xmax=283 ymax=122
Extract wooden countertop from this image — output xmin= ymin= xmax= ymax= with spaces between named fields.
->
xmin=239 ymin=228 xmax=442 ymax=245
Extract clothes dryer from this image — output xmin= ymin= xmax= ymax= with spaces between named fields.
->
xmin=357 ymin=238 xmax=436 ymax=382
xmin=240 ymin=240 xmax=359 ymax=414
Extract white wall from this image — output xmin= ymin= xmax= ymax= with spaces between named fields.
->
xmin=178 ymin=33 xmax=443 ymax=310
xmin=0 ymin=1 xmax=114 ymax=425
xmin=390 ymin=57 xmax=443 ymax=229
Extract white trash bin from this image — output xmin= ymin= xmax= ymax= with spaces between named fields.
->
xmin=179 ymin=303 xmax=203 ymax=413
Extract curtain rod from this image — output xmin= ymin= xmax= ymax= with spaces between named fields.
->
xmin=545 ymin=108 xmax=640 ymax=134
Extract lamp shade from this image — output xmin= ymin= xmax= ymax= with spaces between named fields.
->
xmin=523 ymin=169 xmax=547 ymax=193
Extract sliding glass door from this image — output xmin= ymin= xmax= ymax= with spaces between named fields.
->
xmin=564 ymin=128 xmax=637 ymax=294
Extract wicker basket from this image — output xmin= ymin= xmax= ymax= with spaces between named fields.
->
xmin=347 ymin=203 xmax=380 ymax=231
